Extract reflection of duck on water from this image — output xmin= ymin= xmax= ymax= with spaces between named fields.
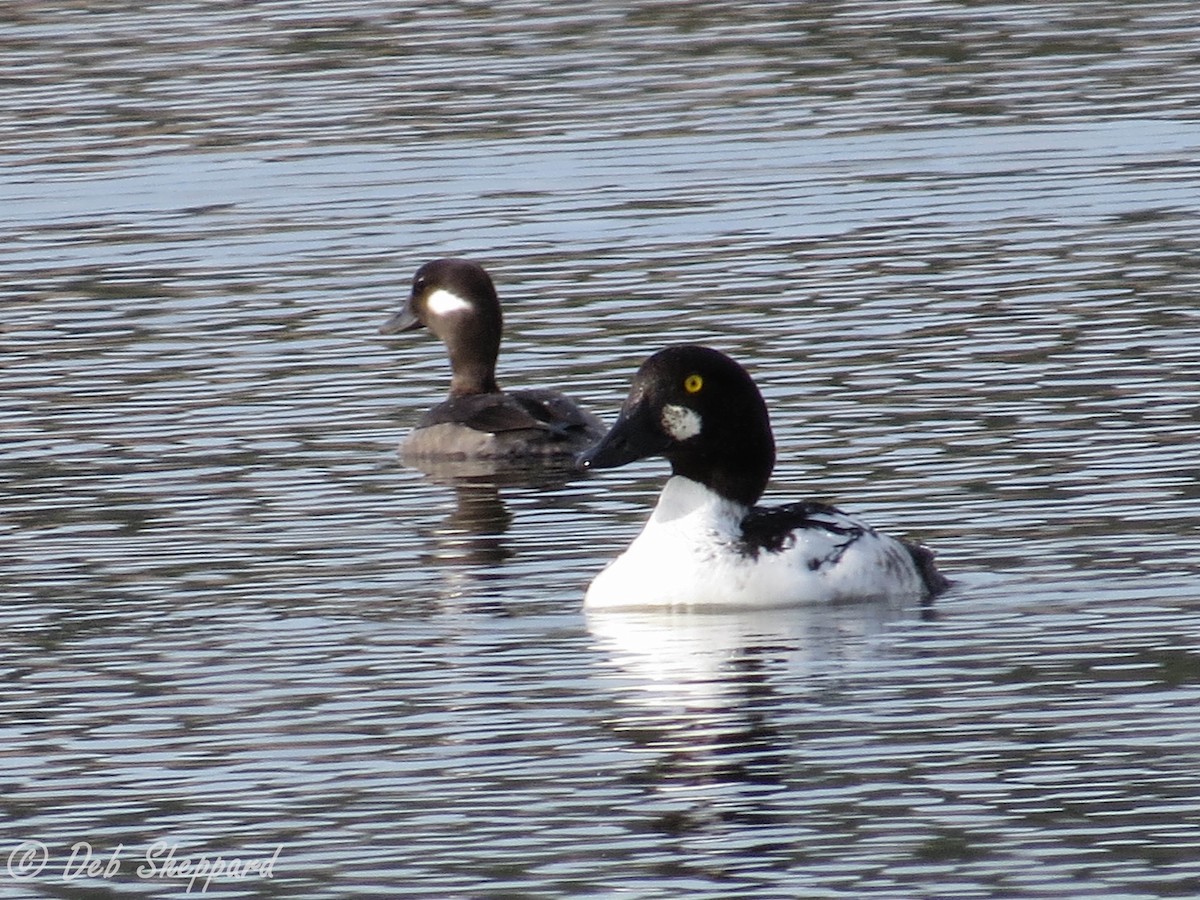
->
xmin=587 ymin=600 xmax=919 ymax=838
xmin=419 ymin=477 xmax=514 ymax=569
xmin=587 ymin=599 xmax=915 ymax=711
xmin=409 ymin=462 xmax=584 ymax=588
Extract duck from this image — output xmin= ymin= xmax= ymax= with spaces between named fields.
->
xmin=579 ymin=345 xmax=949 ymax=609
xmin=380 ymin=258 xmax=604 ymax=461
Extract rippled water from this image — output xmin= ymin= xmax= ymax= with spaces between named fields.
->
xmin=3 ymin=2 xmax=1199 ymax=897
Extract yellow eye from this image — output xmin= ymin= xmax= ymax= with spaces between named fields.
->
xmin=683 ymin=373 xmax=703 ymax=394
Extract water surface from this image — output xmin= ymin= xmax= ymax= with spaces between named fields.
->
xmin=2 ymin=2 xmax=1199 ymax=897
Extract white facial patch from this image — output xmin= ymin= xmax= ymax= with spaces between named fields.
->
xmin=661 ymin=404 xmax=702 ymax=441
xmin=425 ymin=287 xmax=472 ymax=317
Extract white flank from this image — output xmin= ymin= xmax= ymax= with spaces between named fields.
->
xmin=584 ymin=476 xmax=930 ymax=609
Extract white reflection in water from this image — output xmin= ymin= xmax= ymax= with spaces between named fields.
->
xmin=587 ymin=601 xmax=917 ymax=712
xmin=583 ymin=601 xmax=930 ymax=843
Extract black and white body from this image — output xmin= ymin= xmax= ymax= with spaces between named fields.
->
xmin=580 ymin=345 xmax=948 ymax=609
xmin=380 ymin=258 xmax=604 ymax=460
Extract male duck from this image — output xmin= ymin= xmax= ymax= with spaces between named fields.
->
xmin=580 ymin=345 xmax=948 ymax=608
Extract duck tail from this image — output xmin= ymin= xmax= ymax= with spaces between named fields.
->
xmin=906 ymin=540 xmax=950 ymax=602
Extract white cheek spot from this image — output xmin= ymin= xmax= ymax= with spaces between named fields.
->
xmin=661 ymin=404 xmax=702 ymax=441
xmin=426 ymin=288 xmax=472 ymax=317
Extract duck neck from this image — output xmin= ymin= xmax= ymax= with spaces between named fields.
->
xmin=651 ymin=476 xmax=749 ymax=527
xmin=667 ymin=435 xmax=773 ymax=509
xmin=448 ymin=358 xmax=499 ymax=396
xmin=444 ymin=327 xmax=501 ymax=396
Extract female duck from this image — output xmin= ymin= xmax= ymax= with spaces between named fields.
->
xmin=380 ymin=258 xmax=603 ymax=460
xmin=580 ymin=345 xmax=948 ymax=608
